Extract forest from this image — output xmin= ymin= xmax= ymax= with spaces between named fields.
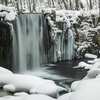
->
xmin=0 ymin=0 xmax=100 ymax=13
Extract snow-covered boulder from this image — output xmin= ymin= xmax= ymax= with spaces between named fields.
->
xmin=14 ymin=92 xmax=29 ymax=96
xmin=84 ymin=53 xmax=97 ymax=59
xmin=58 ymin=92 xmax=73 ymax=100
xmin=90 ymin=62 xmax=100 ymax=70
xmin=73 ymin=61 xmax=92 ymax=69
xmin=87 ymin=60 xmax=94 ymax=64
xmin=0 ymin=66 xmax=13 ymax=75
xmin=0 ymin=4 xmax=16 ymax=21
xmin=93 ymin=58 xmax=100 ymax=63
xmin=82 ymin=62 xmax=100 ymax=80
xmin=0 ymin=94 xmax=56 ymax=100
xmin=87 ymin=59 xmax=100 ymax=64
xmin=70 ymin=81 xmax=81 ymax=92
xmin=61 ymin=78 xmax=100 ymax=100
xmin=83 ymin=68 xmax=100 ymax=80
xmin=0 ymin=74 xmax=66 ymax=98
xmin=69 ymin=79 xmax=100 ymax=100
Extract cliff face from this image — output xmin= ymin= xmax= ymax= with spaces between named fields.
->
xmin=67 ymin=10 xmax=100 ymax=58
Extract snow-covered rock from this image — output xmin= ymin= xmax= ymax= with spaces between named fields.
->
xmin=0 ymin=4 xmax=16 ymax=21
xmin=70 ymin=79 xmax=100 ymax=100
xmin=0 ymin=66 xmax=13 ymax=75
xmin=83 ymin=68 xmax=100 ymax=79
xmin=87 ymin=60 xmax=94 ymax=64
xmin=62 ymin=78 xmax=100 ymax=100
xmin=84 ymin=53 xmax=97 ymax=59
xmin=73 ymin=61 xmax=92 ymax=69
xmin=14 ymin=92 xmax=29 ymax=96
xmin=58 ymin=92 xmax=73 ymax=100
xmin=70 ymin=81 xmax=81 ymax=92
xmin=69 ymin=57 xmax=100 ymax=100
xmin=83 ymin=62 xmax=100 ymax=79
xmin=0 ymin=74 xmax=66 ymax=98
xmin=0 ymin=94 xmax=56 ymax=100
xmin=93 ymin=58 xmax=100 ymax=63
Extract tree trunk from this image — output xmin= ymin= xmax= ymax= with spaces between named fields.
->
xmin=62 ymin=0 xmax=68 ymax=10
xmin=15 ymin=0 xmax=20 ymax=12
xmin=20 ymin=0 xmax=22 ymax=12
xmin=75 ymin=0 xmax=79 ymax=10
xmin=89 ymin=0 xmax=92 ymax=10
xmin=5 ymin=0 xmax=7 ymax=6
xmin=99 ymin=0 xmax=100 ymax=17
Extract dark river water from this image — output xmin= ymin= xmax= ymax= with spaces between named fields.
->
xmin=40 ymin=58 xmax=89 ymax=90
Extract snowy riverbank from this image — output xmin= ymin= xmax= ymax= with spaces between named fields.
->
xmin=0 ymin=53 xmax=99 ymax=100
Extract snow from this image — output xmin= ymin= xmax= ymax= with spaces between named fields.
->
xmin=0 ymin=1 xmax=100 ymax=100
xmin=14 ymin=92 xmax=29 ymax=96
xmin=0 ymin=94 xmax=56 ymax=100
xmin=0 ymin=74 xmax=66 ymax=98
xmin=65 ymin=55 xmax=100 ymax=100
xmin=85 ymin=53 xmax=97 ymax=59
xmin=0 ymin=66 xmax=13 ymax=75
xmin=69 ymin=79 xmax=100 ymax=100
xmin=0 ymin=4 xmax=17 ymax=21
xmin=70 ymin=81 xmax=81 ymax=92
xmin=58 ymin=92 xmax=73 ymax=100
xmin=93 ymin=59 xmax=100 ymax=63
xmin=87 ymin=60 xmax=94 ymax=64
xmin=5 ymin=11 xmax=17 ymax=21
xmin=73 ymin=61 xmax=92 ymax=69
xmin=61 ymin=72 xmax=100 ymax=100
xmin=42 ymin=8 xmax=56 ymax=14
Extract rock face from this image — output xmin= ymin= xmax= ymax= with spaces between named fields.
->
xmin=42 ymin=9 xmax=75 ymax=62
xmin=71 ymin=11 xmax=100 ymax=58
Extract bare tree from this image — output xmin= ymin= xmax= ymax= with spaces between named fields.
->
xmin=15 ymin=0 xmax=20 ymax=12
xmin=99 ymin=0 xmax=100 ymax=17
xmin=89 ymin=0 xmax=92 ymax=10
xmin=75 ymin=0 xmax=79 ymax=10
xmin=62 ymin=0 xmax=68 ymax=10
xmin=5 ymin=0 xmax=7 ymax=6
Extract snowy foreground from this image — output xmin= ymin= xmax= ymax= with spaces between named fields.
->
xmin=0 ymin=53 xmax=100 ymax=100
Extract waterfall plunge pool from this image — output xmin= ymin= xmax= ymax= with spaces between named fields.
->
xmin=19 ymin=58 xmax=88 ymax=90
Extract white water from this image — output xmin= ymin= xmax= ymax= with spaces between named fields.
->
xmin=12 ymin=14 xmax=44 ymax=72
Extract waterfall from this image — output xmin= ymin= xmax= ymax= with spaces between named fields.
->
xmin=11 ymin=14 xmax=47 ymax=72
xmin=11 ymin=13 xmax=74 ymax=73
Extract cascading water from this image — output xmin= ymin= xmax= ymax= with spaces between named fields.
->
xmin=11 ymin=14 xmax=48 ymax=72
xmin=11 ymin=13 xmax=74 ymax=73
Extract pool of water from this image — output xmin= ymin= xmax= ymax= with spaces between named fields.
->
xmin=21 ymin=58 xmax=90 ymax=89
xmin=39 ymin=58 xmax=89 ymax=90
